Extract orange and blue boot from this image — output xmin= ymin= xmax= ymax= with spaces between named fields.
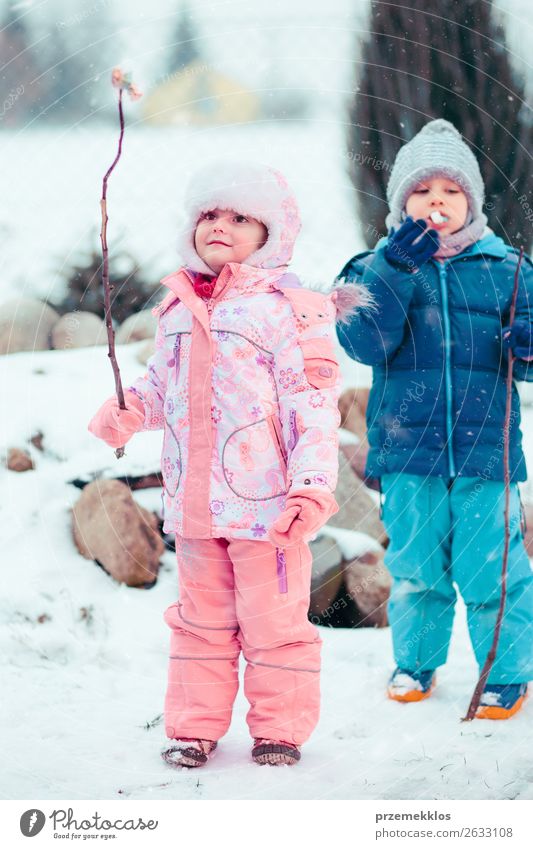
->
xmin=387 ymin=667 xmax=436 ymax=703
xmin=475 ymin=683 xmax=528 ymax=720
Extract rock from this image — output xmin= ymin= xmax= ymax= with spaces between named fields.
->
xmin=518 ymin=383 xmax=533 ymax=408
xmin=116 ymin=309 xmax=158 ymax=345
xmin=6 ymin=447 xmax=34 ymax=471
xmin=308 ymin=530 xmax=391 ymax=629
xmin=343 ymin=549 xmax=391 ymax=628
xmin=25 ymin=430 xmax=62 ymax=462
xmin=338 ymin=387 xmax=369 ymax=441
xmin=338 ymin=426 xmax=359 ymax=447
xmin=72 ymin=479 xmax=164 ymax=587
xmin=51 ymin=311 xmax=107 ymax=349
xmin=136 ymin=338 xmax=155 ymax=365
xmin=309 ymin=535 xmax=344 ymax=620
xmin=69 ymin=472 xmax=162 ymax=491
xmin=0 ymin=298 xmax=59 ymax=355
xmin=340 ymin=441 xmax=375 ymax=488
xmin=338 ymin=388 xmax=380 ymax=491
xmin=29 ymin=432 xmax=44 ymax=451
xmin=331 ymin=449 xmax=387 ymax=544
xmin=309 ymin=527 xmax=392 ymax=628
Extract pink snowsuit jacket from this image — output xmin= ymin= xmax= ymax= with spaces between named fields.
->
xmin=128 ymin=263 xmax=342 ymax=541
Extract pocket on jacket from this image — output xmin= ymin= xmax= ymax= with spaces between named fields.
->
xmin=222 ymin=416 xmax=289 ymax=501
xmin=299 ymin=337 xmax=339 ymax=389
xmin=161 ymin=418 xmax=182 ymax=497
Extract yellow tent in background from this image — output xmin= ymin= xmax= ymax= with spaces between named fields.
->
xmin=142 ymin=60 xmax=260 ymax=126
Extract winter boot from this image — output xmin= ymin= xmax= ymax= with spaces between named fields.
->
xmin=475 ymin=682 xmax=528 ymax=720
xmin=387 ymin=667 xmax=436 ymax=702
xmin=251 ymin=739 xmax=301 ymax=766
xmin=161 ymin=738 xmax=217 ymax=768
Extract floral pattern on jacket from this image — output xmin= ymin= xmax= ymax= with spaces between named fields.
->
xmin=128 ymin=262 xmax=341 ymax=540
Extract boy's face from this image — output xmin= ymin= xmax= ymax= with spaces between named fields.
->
xmin=194 ymin=208 xmax=268 ymax=274
xmin=405 ymin=177 xmax=469 ymax=236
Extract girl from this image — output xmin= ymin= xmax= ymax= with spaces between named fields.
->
xmin=89 ymin=161 xmax=366 ymax=766
xmin=337 ymin=119 xmax=533 ymax=720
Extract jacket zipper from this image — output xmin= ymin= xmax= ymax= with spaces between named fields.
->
xmin=287 ymin=408 xmax=299 ymax=452
xmin=167 ymin=334 xmax=181 ymax=380
xmin=173 ymin=335 xmax=181 ymax=381
xmin=436 ymin=260 xmax=456 ymax=477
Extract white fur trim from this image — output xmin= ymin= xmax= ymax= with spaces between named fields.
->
xmin=177 ymin=160 xmax=301 ymax=273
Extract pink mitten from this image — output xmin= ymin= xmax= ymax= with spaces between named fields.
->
xmin=268 ymin=488 xmax=339 ymax=548
xmin=88 ymin=390 xmax=145 ymax=449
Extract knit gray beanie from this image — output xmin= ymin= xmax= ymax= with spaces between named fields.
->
xmin=385 ymin=119 xmax=485 ymax=230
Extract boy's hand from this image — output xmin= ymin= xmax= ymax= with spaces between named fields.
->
xmin=503 ymin=320 xmax=533 ymax=361
xmin=384 ymin=216 xmax=439 ymax=270
xmin=267 ymin=489 xmax=339 ymax=548
xmin=88 ymin=390 xmax=145 ymax=448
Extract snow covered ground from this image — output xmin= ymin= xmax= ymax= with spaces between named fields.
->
xmin=2 ymin=121 xmax=533 ymax=800
xmin=1 ymin=339 xmax=533 ymax=801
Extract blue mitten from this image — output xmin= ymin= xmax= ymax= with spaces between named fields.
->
xmin=503 ymin=320 xmax=533 ymax=360
xmin=384 ymin=217 xmax=440 ymax=270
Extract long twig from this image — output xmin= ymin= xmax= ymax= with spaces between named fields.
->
xmin=99 ymin=69 xmax=142 ymax=459
xmin=462 ymin=245 xmax=525 ymax=721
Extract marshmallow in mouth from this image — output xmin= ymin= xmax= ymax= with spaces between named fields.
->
xmin=429 ymin=211 xmax=449 ymax=224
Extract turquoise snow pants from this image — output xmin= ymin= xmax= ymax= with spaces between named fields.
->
xmin=381 ymin=473 xmax=533 ymax=684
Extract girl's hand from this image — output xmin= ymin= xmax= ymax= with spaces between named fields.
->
xmin=267 ymin=489 xmax=339 ymax=547
xmin=88 ymin=390 xmax=145 ymax=448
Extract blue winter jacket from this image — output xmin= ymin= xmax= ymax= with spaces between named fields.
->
xmin=336 ymin=233 xmax=533 ymax=481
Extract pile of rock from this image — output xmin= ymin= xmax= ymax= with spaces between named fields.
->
xmin=0 ymin=297 xmax=157 ymax=356
xmin=309 ymin=420 xmax=391 ymax=628
xmin=3 ymin=380 xmax=393 ymax=619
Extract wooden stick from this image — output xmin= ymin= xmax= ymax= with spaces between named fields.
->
xmin=99 ymin=86 xmax=127 ymax=458
xmin=462 ymin=245 xmax=525 ymax=721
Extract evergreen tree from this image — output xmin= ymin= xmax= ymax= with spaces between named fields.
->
xmin=166 ymin=2 xmax=200 ymax=77
xmin=0 ymin=4 xmax=42 ymax=127
xmin=348 ymin=0 xmax=532 ymax=249
xmin=50 ymin=246 xmax=158 ymax=324
xmin=36 ymin=0 xmax=117 ymax=124
xmin=36 ymin=24 xmax=94 ymax=123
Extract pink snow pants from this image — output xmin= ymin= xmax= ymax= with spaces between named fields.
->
xmin=163 ymin=536 xmax=322 ymax=746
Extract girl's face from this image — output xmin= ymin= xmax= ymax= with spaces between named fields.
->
xmin=194 ymin=208 xmax=268 ymax=274
xmin=405 ymin=177 xmax=469 ymax=236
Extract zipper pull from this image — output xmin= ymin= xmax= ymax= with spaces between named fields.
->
xmin=287 ymin=408 xmax=299 ymax=451
xmin=174 ymin=335 xmax=181 ymax=381
xmin=167 ymin=334 xmax=181 ymax=369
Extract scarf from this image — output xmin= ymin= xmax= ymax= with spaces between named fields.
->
xmin=387 ymin=211 xmax=489 ymax=259
xmin=432 ymin=213 xmax=489 ymax=258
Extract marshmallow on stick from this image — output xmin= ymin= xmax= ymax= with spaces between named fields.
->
xmin=430 ymin=211 xmax=449 ymax=224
